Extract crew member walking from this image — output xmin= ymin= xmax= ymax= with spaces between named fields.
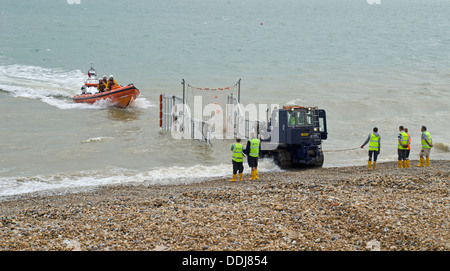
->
xmin=230 ymin=138 xmax=244 ymax=182
xmin=245 ymin=133 xmax=260 ymax=180
xmin=397 ymin=126 xmax=409 ymax=168
xmin=361 ymin=127 xmax=380 ymax=169
xmin=417 ymin=126 xmax=433 ymax=167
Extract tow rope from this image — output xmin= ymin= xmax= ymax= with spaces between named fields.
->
xmin=323 ymin=147 xmax=364 ymax=153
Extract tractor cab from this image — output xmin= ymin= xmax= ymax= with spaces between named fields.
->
xmin=260 ymin=105 xmax=327 ymax=168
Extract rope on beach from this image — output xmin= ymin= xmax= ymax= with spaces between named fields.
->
xmin=323 ymin=147 xmax=363 ymax=153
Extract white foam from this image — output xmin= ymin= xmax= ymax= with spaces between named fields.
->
xmin=129 ymin=97 xmax=155 ymax=109
xmin=0 ymin=64 xmax=83 ymax=93
xmin=81 ymin=136 xmax=112 ymax=143
xmin=0 ymin=64 xmax=84 ymax=108
xmin=434 ymin=142 xmax=450 ymax=153
xmin=0 ymin=159 xmax=283 ymax=197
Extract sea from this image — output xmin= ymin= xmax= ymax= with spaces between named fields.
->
xmin=1 ymin=0 xmax=449 ymax=198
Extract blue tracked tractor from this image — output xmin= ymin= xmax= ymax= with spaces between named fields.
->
xmin=259 ymin=105 xmax=327 ymax=169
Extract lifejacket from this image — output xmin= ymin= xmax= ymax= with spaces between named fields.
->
xmin=232 ymin=143 xmax=244 ymax=162
xmin=97 ymin=82 xmax=106 ymax=92
xmin=108 ymin=79 xmax=117 ymax=89
xmin=368 ymin=133 xmax=379 ymax=151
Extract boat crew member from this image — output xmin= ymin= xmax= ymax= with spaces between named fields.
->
xmin=230 ymin=138 xmax=244 ymax=182
xmin=97 ymin=79 xmax=107 ymax=92
xmin=397 ymin=126 xmax=409 ymax=168
xmin=404 ymin=127 xmax=411 ymax=168
xmin=244 ymin=132 xmax=260 ymax=180
xmin=417 ymin=125 xmax=433 ymax=167
xmin=107 ymin=75 xmax=118 ymax=90
xmin=361 ymin=127 xmax=380 ymax=169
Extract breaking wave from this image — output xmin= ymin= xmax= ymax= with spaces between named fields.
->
xmin=434 ymin=142 xmax=449 ymax=152
xmin=0 ymin=160 xmax=282 ymax=198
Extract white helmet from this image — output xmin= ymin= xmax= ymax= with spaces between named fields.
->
xmin=109 ymin=74 xmax=114 ymax=78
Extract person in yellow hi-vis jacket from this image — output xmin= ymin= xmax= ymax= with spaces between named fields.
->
xmin=397 ymin=126 xmax=409 ymax=168
xmin=230 ymin=138 xmax=244 ymax=182
xmin=417 ymin=126 xmax=433 ymax=167
xmin=244 ymin=133 xmax=260 ymax=180
xmin=360 ymin=127 xmax=380 ymax=169
xmin=404 ymin=127 xmax=411 ymax=168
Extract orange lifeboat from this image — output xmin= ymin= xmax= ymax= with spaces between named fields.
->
xmin=73 ymin=63 xmax=140 ymax=108
xmin=73 ymin=84 xmax=140 ymax=108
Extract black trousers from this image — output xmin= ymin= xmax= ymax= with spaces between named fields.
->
xmin=398 ymin=149 xmax=407 ymax=161
xmin=232 ymin=160 xmax=243 ymax=174
xmin=368 ymin=150 xmax=379 ymax=162
xmin=248 ymin=156 xmax=258 ymax=168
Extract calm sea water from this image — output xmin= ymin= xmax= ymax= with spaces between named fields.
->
xmin=1 ymin=0 xmax=449 ymax=197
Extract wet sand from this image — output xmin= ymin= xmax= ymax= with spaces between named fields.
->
xmin=0 ymin=160 xmax=448 ymax=251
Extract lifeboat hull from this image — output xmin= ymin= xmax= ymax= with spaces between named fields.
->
xmin=73 ymin=84 xmax=140 ymax=108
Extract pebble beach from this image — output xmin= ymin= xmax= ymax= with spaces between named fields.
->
xmin=0 ymin=160 xmax=448 ymax=251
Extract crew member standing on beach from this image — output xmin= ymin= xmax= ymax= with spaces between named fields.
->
xmin=397 ymin=126 xmax=409 ymax=168
xmin=230 ymin=138 xmax=244 ymax=182
xmin=404 ymin=127 xmax=411 ymax=168
xmin=245 ymin=133 xmax=260 ymax=180
xmin=360 ymin=127 xmax=380 ymax=169
xmin=417 ymin=126 xmax=433 ymax=167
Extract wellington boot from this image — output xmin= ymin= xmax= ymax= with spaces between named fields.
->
xmin=417 ymin=158 xmax=424 ymax=167
xmin=254 ymin=169 xmax=259 ymax=180
xmin=402 ymin=160 xmax=407 ymax=168
xmin=426 ymin=158 xmax=430 ymax=167
xmin=249 ymin=170 xmax=255 ymax=181
xmin=398 ymin=161 xmax=402 ymax=168
xmin=368 ymin=161 xmax=372 ymax=170
xmin=239 ymin=173 xmax=243 ymax=181
xmin=405 ymin=160 xmax=410 ymax=168
xmin=229 ymin=174 xmax=237 ymax=182
xmin=373 ymin=161 xmax=376 ymax=170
